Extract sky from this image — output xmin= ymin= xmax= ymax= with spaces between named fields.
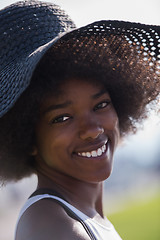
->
xmin=0 ymin=0 xmax=160 ymax=158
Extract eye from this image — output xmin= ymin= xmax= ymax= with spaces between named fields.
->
xmin=94 ymin=100 xmax=110 ymax=111
xmin=50 ymin=115 xmax=71 ymax=124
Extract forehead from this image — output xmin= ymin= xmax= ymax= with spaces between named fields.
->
xmin=46 ymin=77 xmax=106 ymax=99
xmin=62 ymin=77 xmax=105 ymax=92
xmin=40 ymin=77 xmax=107 ymax=111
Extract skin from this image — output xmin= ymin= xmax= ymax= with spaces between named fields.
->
xmin=16 ymin=78 xmax=120 ymax=240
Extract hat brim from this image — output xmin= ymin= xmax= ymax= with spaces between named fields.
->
xmin=1 ymin=20 xmax=160 ymax=117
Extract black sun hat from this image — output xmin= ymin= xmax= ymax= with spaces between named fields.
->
xmin=0 ymin=0 xmax=160 ymax=118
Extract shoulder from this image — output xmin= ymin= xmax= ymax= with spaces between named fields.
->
xmin=15 ymin=198 xmax=90 ymax=240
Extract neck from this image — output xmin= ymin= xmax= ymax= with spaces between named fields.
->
xmin=37 ymin=164 xmax=104 ymax=218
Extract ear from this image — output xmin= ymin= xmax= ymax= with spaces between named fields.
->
xmin=30 ymin=146 xmax=38 ymax=156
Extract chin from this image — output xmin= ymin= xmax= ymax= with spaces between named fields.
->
xmin=86 ymin=168 xmax=113 ymax=184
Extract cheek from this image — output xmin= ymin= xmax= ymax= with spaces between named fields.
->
xmin=103 ymin=109 xmax=119 ymax=130
xmin=35 ymin=123 xmax=73 ymax=158
xmin=112 ymin=114 xmax=120 ymax=148
xmin=103 ymin=110 xmax=120 ymax=145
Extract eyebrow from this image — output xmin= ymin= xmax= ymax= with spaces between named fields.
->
xmin=92 ymin=89 xmax=108 ymax=99
xmin=42 ymin=89 xmax=108 ymax=115
xmin=42 ymin=101 xmax=72 ymax=115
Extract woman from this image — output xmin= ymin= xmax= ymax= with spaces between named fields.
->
xmin=0 ymin=1 xmax=160 ymax=239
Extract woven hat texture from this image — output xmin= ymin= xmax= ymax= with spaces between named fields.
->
xmin=50 ymin=20 xmax=160 ymax=82
xmin=0 ymin=0 xmax=75 ymax=118
xmin=0 ymin=0 xmax=160 ymax=118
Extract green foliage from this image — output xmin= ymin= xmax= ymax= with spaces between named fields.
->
xmin=106 ymin=194 xmax=160 ymax=240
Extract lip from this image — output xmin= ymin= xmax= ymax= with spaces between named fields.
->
xmin=73 ymin=138 xmax=109 ymax=158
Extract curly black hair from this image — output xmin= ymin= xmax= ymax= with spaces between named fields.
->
xmin=0 ymin=35 xmax=159 ymax=182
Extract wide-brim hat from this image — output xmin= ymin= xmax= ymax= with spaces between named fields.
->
xmin=0 ymin=0 xmax=160 ymax=118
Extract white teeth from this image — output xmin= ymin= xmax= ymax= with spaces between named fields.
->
xmin=91 ymin=151 xmax=97 ymax=157
xmin=86 ymin=152 xmax=91 ymax=157
xmin=77 ymin=140 xmax=108 ymax=158
xmin=97 ymin=148 xmax=102 ymax=156
xmin=102 ymin=145 xmax=106 ymax=153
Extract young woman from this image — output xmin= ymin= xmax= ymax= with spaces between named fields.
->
xmin=0 ymin=1 xmax=159 ymax=239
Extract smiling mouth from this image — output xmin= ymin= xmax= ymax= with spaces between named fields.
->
xmin=76 ymin=140 xmax=108 ymax=158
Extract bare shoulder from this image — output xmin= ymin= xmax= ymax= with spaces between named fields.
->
xmin=15 ymin=198 xmax=90 ymax=240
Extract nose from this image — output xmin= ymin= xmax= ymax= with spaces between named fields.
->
xmin=79 ymin=119 xmax=104 ymax=141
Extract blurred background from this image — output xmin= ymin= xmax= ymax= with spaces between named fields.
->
xmin=0 ymin=0 xmax=160 ymax=239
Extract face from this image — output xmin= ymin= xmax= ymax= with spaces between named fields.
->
xmin=33 ymin=78 xmax=120 ymax=183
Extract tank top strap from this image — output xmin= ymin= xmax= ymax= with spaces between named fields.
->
xmin=16 ymin=190 xmax=97 ymax=240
